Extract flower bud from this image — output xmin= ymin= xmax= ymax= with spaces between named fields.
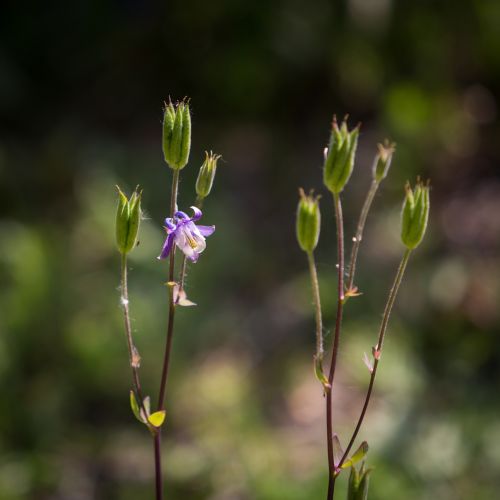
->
xmin=401 ymin=179 xmax=430 ymax=249
xmin=296 ymin=188 xmax=321 ymax=253
xmin=323 ymin=117 xmax=360 ymax=194
xmin=162 ymin=99 xmax=191 ymax=169
xmin=116 ymin=186 xmax=142 ymax=254
xmin=373 ymin=140 xmax=395 ymax=182
xmin=196 ymin=151 xmax=221 ymax=199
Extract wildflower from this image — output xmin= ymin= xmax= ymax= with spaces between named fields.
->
xmin=158 ymin=207 xmax=214 ymax=262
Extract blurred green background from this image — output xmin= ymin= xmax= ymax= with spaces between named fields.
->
xmin=1 ymin=1 xmax=499 ymax=499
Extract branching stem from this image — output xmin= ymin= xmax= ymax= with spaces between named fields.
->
xmin=336 ymin=248 xmax=411 ymax=471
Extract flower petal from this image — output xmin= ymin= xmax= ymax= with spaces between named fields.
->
xmin=174 ymin=211 xmax=189 ymax=220
xmin=197 ymin=225 xmax=215 ymax=237
xmin=157 ymin=234 xmax=174 ymax=260
xmin=188 ymin=251 xmax=200 ymax=263
xmin=164 ymin=218 xmax=176 ymax=231
xmin=189 ymin=206 xmax=202 ymax=221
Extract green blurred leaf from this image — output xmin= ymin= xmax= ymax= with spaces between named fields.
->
xmin=341 ymin=442 xmax=369 ymax=469
xmin=148 ymin=410 xmax=166 ymax=428
xmin=130 ymin=390 xmax=144 ymax=423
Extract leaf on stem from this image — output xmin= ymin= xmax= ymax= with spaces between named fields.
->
xmin=341 ymin=441 xmax=369 ymax=469
xmin=314 ymin=355 xmax=331 ymax=393
xmin=130 ymin=391 xmax=146 ymax=423
xmin=148 ymin=411 xmax=166 ymax=428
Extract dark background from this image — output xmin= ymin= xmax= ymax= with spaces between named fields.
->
xmin=1 ymin=1 xmax=499 ymax=499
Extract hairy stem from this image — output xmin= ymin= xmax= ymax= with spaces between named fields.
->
xmin=155 ymin=168 xmax=180 ymax=500
xmin=120 ymin=254 xmax=147 ymax=414
xmin=307 ymin=251 xmax=324 ymax=360
xmin=337 ymin=248 xmax=411 ymax=471
xmin=327 ymin=192 xmax=345 ymax=500
xmin=346 ymin=180 xmax=379 ymax=292
xmin=121 ymin=254 xmax=157 ymax=495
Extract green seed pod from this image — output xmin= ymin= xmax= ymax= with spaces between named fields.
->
xmin=196 ymin=151 xmax=221 ymax=199
xmin=373 ymin=141 xmax=395 ymax=182
xmin=116 ymin=186 xmax=142 ymax=254
xmin=323 ymin=117 xmax=360 ymax=194
xmin=162 ymin=100 xmax=191 ymax=169
xmin=401 ymin=180 xmax=430 ymax=249
xmin=296 ymin=188 xmax=321 ymax=253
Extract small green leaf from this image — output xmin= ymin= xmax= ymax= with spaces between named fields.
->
xmin=341 ymin=441 xmax=369 ymax=469
xmin=130 ymin=391 xmax=144 ymax=423
xmin=148 ymin=410 xmax=166 ymax=428
xmin=314 ymin=355 xmax=331 ymax=392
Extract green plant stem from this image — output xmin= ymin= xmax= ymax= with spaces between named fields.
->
xmin=120 ymin=253 xmax=148 ymax=415
xmin=121 ymin=253 xmax=156 ymax=496
xmin=346 ymin=180 xmax=379 ymax=291
xmin=155 ymin=168 xmax=180 ymax=500
xmin=327 ymin=192 xmax=345 ymax=500
xmin=307 ymin=251 xmax=324 ymax=360
xmin=336 ymin=248 xmax=412 ymax=471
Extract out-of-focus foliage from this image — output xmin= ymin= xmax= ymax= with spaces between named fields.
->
xmin=0 ymin=1 xmax=499 ymax=498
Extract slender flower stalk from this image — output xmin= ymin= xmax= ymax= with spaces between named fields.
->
xmin=346 ymin=180 xmax=378 ymax=292
xmin=347 ymin=142 xmax=395 ymax=293
xmin=120 ymin=253 xmax=148 ymax=419
xmin=326 ymin=192 xmax=345 ymax=499
xmin=154 ymin=168 xmax=179 ymax=500
xmin=336 ymin=248 xmax=411 ymax=471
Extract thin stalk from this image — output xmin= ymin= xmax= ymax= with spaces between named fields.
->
xmin=307 ymin=251 xmax=324 ymax=360
xmin=346 ymin=180 xmax=379 ymax=292
xmin=157 ymin=168 xmax=180 ymax=409
xmin=336 ymin=248 xmax=411 ymax=471
xmin=327 ymin=192 xmax=345 ymax=500
xmin=121 ymin=254 xmax=157 ymax=496
xmin=155 ymin=168 xmax=180 ymax=500
xmin=120 ymin=253 xmax=147 ymax=415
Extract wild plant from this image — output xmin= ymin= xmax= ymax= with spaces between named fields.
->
xmin=115 ymin=99 xmax=220 ymax=499
xmin=296 ymin=117 xmax=429 ymax=499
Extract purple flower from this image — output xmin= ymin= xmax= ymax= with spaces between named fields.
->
xmin=158 ymin=207 xmax=215 ymax=263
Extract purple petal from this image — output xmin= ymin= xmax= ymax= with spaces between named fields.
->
xmin=188 ymin=251 xmax=200 ymax=263
xmin=190 ymin=206 xmax=202 ymax=221
xmin=164 ymin=218 xmax=176 ymax=231
xmin=157 ymin=234 xmax=174 ymax=260
xmin=174 ymin=211 xmax=189 ymax=220
xmin=197 ymin=225 xmax=215 ymax=237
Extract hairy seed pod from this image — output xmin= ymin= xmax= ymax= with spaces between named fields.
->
xmin=401 ymin=180 xmax=430 ymax=249
xmin=162 ymin=100 xmax=191 ymax=169
xmin=296 ymin=188 xmax=321 ymax=253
